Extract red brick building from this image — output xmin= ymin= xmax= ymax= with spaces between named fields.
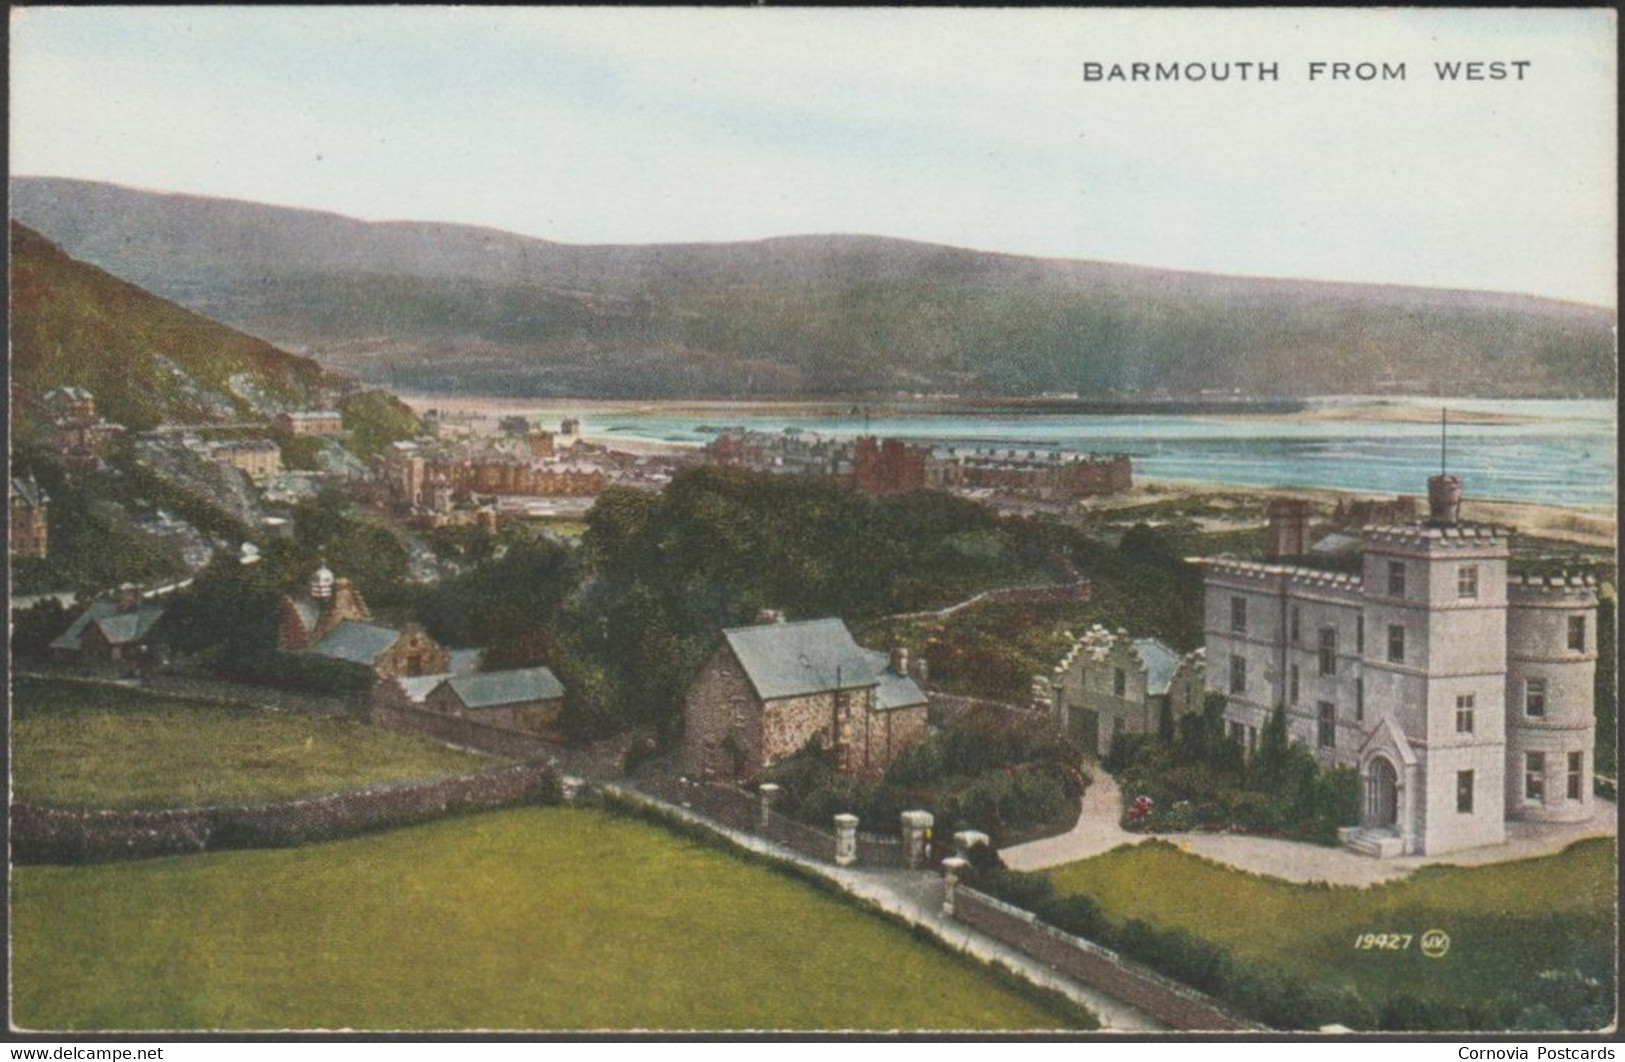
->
xmin=852 ymin=436 xmax=930 ymax=495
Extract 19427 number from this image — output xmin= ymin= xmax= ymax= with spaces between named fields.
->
xmin=1354 ymin=933 xmax=1412 ymax=951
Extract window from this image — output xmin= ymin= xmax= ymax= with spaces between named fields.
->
xmin=1387 ymin=561 xmax=1406 ymax=598
xmin=1230 ymin=596 xmax=1247 ymax=633
xmin=1317 ymin=701 xmax=1336 ymax=748
xmin=1387 ymin=624 xmax=1406 ymax=664
xmin=1355 ymin=677 xmax=1364 ymax=721
xmin=1289 ymin=664 xmax=1300 ymax=704
xmin=1525 ymin=677 xmax=1547 ymax=717
xmin=1228 ymin=720 xmax=1244 ymax=743
xmin=1525 ymin=752 xmax=1546 ymax=802
xmin=1247 ymin=726 xmax=1258 ymax=755
xmin=1568 ymin=752 xmax=1584 ymax=800
xmin=1112 ymin=667 xmax=1127 ymax=698
xmin=1289 ymin=606 xmax=1301 ymax=644
xmin=1318 ymin=627 xmax=1338 ymax=676
xmin=1457 ymin=770 xmax=1475 ymax=814
xmin=1356 ymin=615 xmax=1365 ymax=655
xmin=1455 ymin=694 xmax=1475 ymax=734
xmin=1229 ymin=655 xmax=1247 ymax=694
xmin=1457 ymin=565 xmax=1479 ymax=599
xmin=1569 ymin=615 xmax=1587 ymax=653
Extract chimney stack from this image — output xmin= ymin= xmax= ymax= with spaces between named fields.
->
xmin=890 ymin=646 xmax=910 ymax=676
xmin=1427 ymin=474 xmax=1462 ymax=526
xmin=755 ymin=608 xmax=786 ymax=625
xmin=114 ymin=583 xmax=141 ymax=612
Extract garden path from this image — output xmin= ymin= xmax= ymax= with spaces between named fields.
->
xmin=1000 ymin=765 xmax=1618 ymax=887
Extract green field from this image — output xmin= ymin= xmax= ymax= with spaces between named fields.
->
xmin=1045 ymin=838 xmax=1616 ymax=1014
xmin=11 ymin=678 xmax=490 ymax=809
xmin=13 ymin=806 xmax=1086 ymax=1031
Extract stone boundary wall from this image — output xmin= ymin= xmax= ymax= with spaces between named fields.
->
xmin=953 ymin=886 xmax=1253 ymax=1031
xmin=16 ymin=667 xmax=365 ymax=718
xmin=12 ymin=762 xmax=561 ymax=864
xmin=887 ymin=578 xmax=1091 ymax=622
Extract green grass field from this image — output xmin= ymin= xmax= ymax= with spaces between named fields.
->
xmin=13 ymin=806 xmax=1086 ymax=1031
xmin=12 ymin=678 xmax=490 ymax=809
xmin=1045 ymin=838 xmax=1616 ymax=1011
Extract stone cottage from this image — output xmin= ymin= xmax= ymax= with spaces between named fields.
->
xmin=682 ymin=614 xmax=929 ymax=783
xmin=1039 ymin=626 xmax=1206 ymax=757
xmin=49 ymin=585 xmax=167 ymax=667
xmin=425 ymin=667 xmax=567 ymax=736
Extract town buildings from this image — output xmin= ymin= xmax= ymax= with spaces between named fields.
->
xmin=1198 ymin=474 xmax=1599 ymax=857
xmin=10 ymin=475 xmax=49 ymax=559
xmin=274 ymin=410 xmax=345 ymax=437
xmin=705 ymin=430 xmax=1134 ymax=502
xmin=208 ymin=438 xmax=283 ymax=482
xmin=682 ymin=615 xmax=929 ymax=782
xmin=42 ymin=387 xmax=123 ymax=472
xmin=278 ymin=563 xmax=449 ymax=678
xmin=1037 ymin=626 xmax=1206 ymax=757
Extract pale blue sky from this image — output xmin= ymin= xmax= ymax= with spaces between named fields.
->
xmin=10 ymin=7 xmax=1617 ymax=305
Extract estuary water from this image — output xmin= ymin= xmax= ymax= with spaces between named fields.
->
xmin=576 ymin=397 xmax=1616 ymax=509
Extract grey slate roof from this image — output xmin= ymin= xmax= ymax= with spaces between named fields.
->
xmin=1132 ymin=638 xmax=1182 ymax=696
xmin=94 ymin=605 xmax=166 ymax=646
xmin=50 ymin=600 xmax=165 ymax=650
xmin=287 ymin=596 xmax=321 ymax=634
xmin=447 ymin=648 xmax=485 ymax=676
xmin=50 ymin=600 xmax=116 ymax=651
xmin=723 ymin=618 xmax=928 ymax=709
xmin=10 ymin=476 xmax=47 ymax=508
xmin=445 ymin=667 xmax=565 ymax=709
xmin=395 ymin=674 xmax=449 ymax=704
xmin=308 ymin=620 xmax=402 ymax=665
xmin=869 ymin=656 xmax=929 ymax=711
xmin=724 ymin=618 xmax=881 ymax=701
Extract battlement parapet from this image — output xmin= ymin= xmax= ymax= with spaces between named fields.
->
xmin=1509 ymin=572 xmax=1600 ymax=604
xmin=1362 ymin=521 xmax=1512 ymax=550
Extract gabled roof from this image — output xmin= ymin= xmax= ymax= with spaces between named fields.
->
xmin=50 ymin=600 xmax=117 ymax=651
xmin=395 ymin=673 xmax=449 ymax=705
xmin=93 ymin=605 xmax=166 ymax=646
xmin=1131 ymin=638 xmax=1182 ymax=696
xmin=10 ymin=476 xmax=47 ymax=508
xmin=285 ymin=595 xmax=321 ymax=634
xmin=723 ymin=618 xmax=881 ymax=702
xmin=444 ymin=667 xmax=565 ymax=709
xmin=308 ymin=620 xmax=402 ymax=665
xmin=868 ymin=655 xmax=929 ymax=711
xmin=447 ymin=648 xmax=485 ymax=676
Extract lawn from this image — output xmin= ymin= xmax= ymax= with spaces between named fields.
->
xmin=12 ymin=806 xmax=1087 ymax=1031
xmin=1044 ymin=837 xmax=1616 ymax=1014
xmin=11 ymin=677 xmax=491 ymax=809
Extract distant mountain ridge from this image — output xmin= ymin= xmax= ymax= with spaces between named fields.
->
xmin=11 ymin=176 xmax=1616 ymax=400
xmin=9 ymin=220 xmax=343 ymax=433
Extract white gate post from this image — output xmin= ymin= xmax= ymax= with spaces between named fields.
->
xmin=900 ymin=809 xmax=934 ymax=868
xmin=834 ymin=813 xmax=859 ymax=866
xmin=757 ymin=782 xmax=780 ymax=829
xmin=941 ymin=856 xmax=969 ymax=917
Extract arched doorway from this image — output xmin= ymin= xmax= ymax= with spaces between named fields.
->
xmin=1365 ymin=756 xmax=1399 ymax=828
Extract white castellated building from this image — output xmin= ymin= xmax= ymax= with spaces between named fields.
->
xmin=1199 ymin=473 xmax=1599 ymax=857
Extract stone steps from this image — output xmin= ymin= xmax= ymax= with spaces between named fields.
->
xmin=1337 ymin=826 xmax=1403 ymax=858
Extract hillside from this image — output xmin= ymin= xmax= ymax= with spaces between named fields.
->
xmin=9 ymin=220 xmax=343 ymax=433
xmin=11 ymin=177 xmax=1617 ymax=400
